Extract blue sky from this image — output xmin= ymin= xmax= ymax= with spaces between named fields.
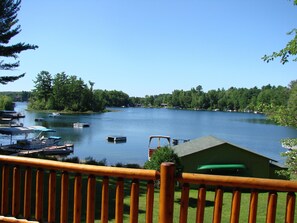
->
xmin=1 ymin=0 xmax=296 ymax=97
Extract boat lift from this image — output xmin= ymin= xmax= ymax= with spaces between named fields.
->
xmin=148 ymin=135 xmax=171 ymax=160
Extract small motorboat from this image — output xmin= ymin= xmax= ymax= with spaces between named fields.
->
xmin=48 ymin=112 xmax=60 ymax=117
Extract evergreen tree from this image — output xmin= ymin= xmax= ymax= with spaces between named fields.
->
xmin=0 ymin=0 xmax=38 ymax=85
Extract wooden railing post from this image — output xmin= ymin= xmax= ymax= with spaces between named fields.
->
xmin=196 ymin=185 xmax=206 ymax=223
xmin=179 ymin=183 xmax=190 ymax=223
xmin=230 ymin=188 xmax=241 ymax=223
xmin=1 ymin=165 xmax=9 ymax=216
xmin=146 ymin=180 xmax=155 ymax=223
xmin=248 ymin=190 xmax=258 ymax=223
xmin=115 ymin=177 xmax=124 ymax=223
xmin=23 ymin=167 xmax=32 ymax=219
xmin=73 ymin=174 xmax=82 ymax=223
xmin=130 ymin=179 xmax=140 ymax=223
xmin=266 ymin=192 xmax=277 ymax=223
xmin=60 ymin=171 xmax=69 ymax=223
xmin=35 ymin=169 xmax=44 ymax=221
xmin=286 ymin=192 xmax=296 ymax=223
xmin=86 ymin=175 xmax=96 ymax=223
xmin=213 ymin=187 xmax=224 ymax=223
xmin=159 ymin=162 xmax=175 ymax=223
xmin=12 ymin=166 xmax=21 ymax=217
xmin=48 ymin=170 xmax=56 ymax=223
xmin=101 ymin=176 xmax=109 ymax=223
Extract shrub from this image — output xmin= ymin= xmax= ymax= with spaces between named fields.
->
xmin=143 ymin=146 xmax=183 ymax=176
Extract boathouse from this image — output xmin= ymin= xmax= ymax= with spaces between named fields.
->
xmin=172 ymin=135 xmax=285 ymax=179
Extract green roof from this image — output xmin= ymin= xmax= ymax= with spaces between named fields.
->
xmin=172 ymin=135 xmax=276 ymax=162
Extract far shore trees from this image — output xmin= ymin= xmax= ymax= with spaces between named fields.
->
xmin=29 ymin=71 xmax=104 ymax=112
xmin=22 ymin=72 xmax=295 ymax=114
xmin=0 ymin=0 xmax=38 ymax=85
xmin=29 ymin=71 xmax=133 ymax=112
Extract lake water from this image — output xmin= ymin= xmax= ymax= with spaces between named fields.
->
xmin=11 ymin=102 xmax=297 ymax=166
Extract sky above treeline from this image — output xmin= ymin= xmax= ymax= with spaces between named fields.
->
xmin=1 ymin=0 xmax=297 ymax=97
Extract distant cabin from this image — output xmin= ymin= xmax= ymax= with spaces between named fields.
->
xmin=172 ymin=135 xmax=286 ymax=179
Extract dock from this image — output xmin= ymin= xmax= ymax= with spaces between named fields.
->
xmin=9 ymin=144 xmax=74 ymax=156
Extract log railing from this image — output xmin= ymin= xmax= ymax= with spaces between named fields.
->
xmin=0 ymin=155 xmax=297 ymax=222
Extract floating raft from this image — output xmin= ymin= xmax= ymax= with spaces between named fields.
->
xmin=107 ymin=136 xmax=127 ymax=143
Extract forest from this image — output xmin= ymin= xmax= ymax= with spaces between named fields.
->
xmin=0 ymin=71 xmax=295 ymax=120
xmin=130 ymin=84 xmax=289 ymax=112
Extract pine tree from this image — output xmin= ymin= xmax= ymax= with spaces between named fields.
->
xmin=0 ymin=0 xmax=38 ymax=85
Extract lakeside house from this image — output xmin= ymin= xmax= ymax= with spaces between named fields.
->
xmin=172 ymin=135 xmax=286 ymax=179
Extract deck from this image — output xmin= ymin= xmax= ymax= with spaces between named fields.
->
xmin=0 ymin=155 xmax=296 ymax=223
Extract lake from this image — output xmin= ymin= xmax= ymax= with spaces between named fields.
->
xmin=10 ymin=102 xmax=297 ymax=166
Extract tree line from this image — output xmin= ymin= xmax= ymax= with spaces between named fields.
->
xmin=130 ymin=84 xmax=290 ymax=113
xmin=27 ymin=71 xmax=131 ymax=112
xmin=1 ymin=71 xmax=295 ymax=119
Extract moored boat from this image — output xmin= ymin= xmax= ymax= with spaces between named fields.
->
xmin=148 ymin=135 xmax=171 ymax=160
xmin=0 ymin=126 xmax=73 ymax=156
xmin=48 ymin=112 xmax=60 ymax=117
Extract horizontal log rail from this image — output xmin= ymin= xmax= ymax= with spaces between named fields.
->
xmin=179 ymin=172 xmax=297 ymax=192
xmin=0 ymin=155 xmax=297 ymax=223
xmin=176 ymin=171 xmax=297 ymax=223
xmin=0 ymin=155 xmax=159 ymax=223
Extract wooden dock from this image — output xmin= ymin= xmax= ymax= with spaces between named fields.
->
xmin=10 ymin=144 xmax=74 ymax=156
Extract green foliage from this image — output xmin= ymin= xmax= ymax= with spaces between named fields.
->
xmin=0 ymin=95 xmax=14 ymax=110
xmin=276 ymin=138 xmax=297 ymax=180
xmin=29 ymin=71 xmax=105 ymax=112
xmin=277 ymin=149 xmax=297 ymax=180
xmin=84 ymin=157 xmax=107 ymax=166
xmin=261 ymin=1 xmax=297 ymax=180
xmin=113 ymin=162 xmax=141 ymax=168
xmin=94 ymin=89 xmax=130 ymax=107
xmin=262 ymin=29 xmax=297 ymax=64
xmin=0 ymin=91 xmax=29 ymax=101
xmin=262 ymin=1 xmax=297 ymax=64
xmin=130 ymin=84 xmax=289 ymax=113
xmin=265 ymin=80 xmax=297 ymax=127
xmin=0 ymin=0 xmax=38 ymax=85
xmin=62 ymin=156 xmax=80 ymax=163
xmin=143 ymin=146 xmax=183 ymax=175
xmin=281 ymin=138 xmax=297 ymax=149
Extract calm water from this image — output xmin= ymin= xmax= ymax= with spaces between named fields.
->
xmin=11 ymin=102 xmax=297 ymax=166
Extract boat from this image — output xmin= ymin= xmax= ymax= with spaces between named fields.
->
xmin=0 ymin=110 xmax=25 ymax=119
xmin=35 ymin=117 xmax=45 ymax=122
xmin=48 ymin=112 xmax=60 ymax=117
xmin=0 ymin=126 xmax=73 ymax=155
xmin=73 ymin=122 xmax=90 ymax=128
xmin=0 ymin=110 xmax=24 ymax=127
xmin=148 ymin=135 xmax=171 ymax=160
xmin=107 ymin=135 xmax=127 ymax=143
xmin=196 ymin=164 xmax=248 ymax=176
